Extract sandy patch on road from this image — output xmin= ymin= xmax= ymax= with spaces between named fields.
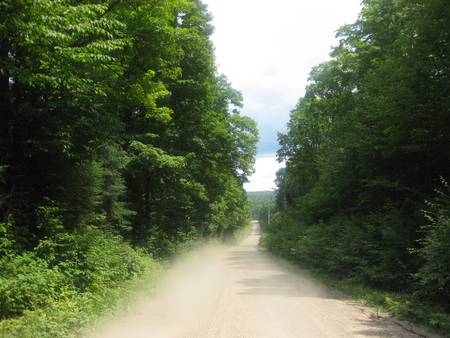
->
xmin=89 ymin=222 xmax=443 ymax=338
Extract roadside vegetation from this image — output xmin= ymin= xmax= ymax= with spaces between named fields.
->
xmin=0 ymin=225 xmax=164 ymax=338
xmin=260 ymin=0 xmax=450 ymax=336
xmin=247 ymin=191 xmax=275 ymax=225
xmin=0 ymin=0 xmax=257 ymax=336
xmin=260 ymin=248 xmax=450 ymax=337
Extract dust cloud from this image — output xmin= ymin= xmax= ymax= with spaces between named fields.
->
xmin=88 ymin=222 xmax=442 ymax=338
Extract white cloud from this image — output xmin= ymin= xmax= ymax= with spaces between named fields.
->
xmin=208 ymin=0 xmax=361 ymax=96
xmin=243 ymin=97 xmax=265 ymax=111
xmin=244 ymin=156 xmax=284 ymax=192
xmin=203 ymin=0 xmax=362 ymax=191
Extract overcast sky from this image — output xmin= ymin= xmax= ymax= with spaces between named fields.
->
xmin=202 ymin=0 xmax=363 ymax=191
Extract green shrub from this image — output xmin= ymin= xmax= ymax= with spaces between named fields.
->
xmin=315 ymin=210 xmax=415 ymax=290
xmin=0 ymin=218 xmax=15 ymax=258
xmin=259 ymin=211 xmax=306 ymax=261
xmin=261 ymin=204 xmax=417 ymax=291
xmin=35 ymin=226 xmax=150 ymax=293
xmin=0 ymin=226 xmax=163 ymax=337
xmin=0 ymin=253 xmax=66 ymax=319
xmin=415 ymin=179 xmax=450 ymax=309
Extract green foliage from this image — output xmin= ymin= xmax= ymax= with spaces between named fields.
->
xmin=97 ymin=144 xmax=135 ymax=232
xmin=144 ymin=226 xmax=203 ymax=259
xmin=0 ymin=227 xmax=163 ymax=337
xmin=277 ymin=0 xmax=450 ymax=221
xmin=263 ymin=205 xmax=419 ymax=289
xmin=0 ymin=0 xmax=257 ymax=333
xmin=35 ymin=226 xmax=150 ymax=294
xmin=0 ymin=252 xmax=66 ymax=319
xmin=247 ymin=191 xmax=275 ymax=221
xmin=36 ymin=199 xmax=65 ymax=238
xmin=0 ymin=0 xmax=256 ymax=245
xmin=270 ymin=0 xmax=450 ymax=323
xmin=255 ymin=201 xmax=275 ymax=232
xmin=415 ymin=179 xmax=450 ymax=309
xmin=229 ymin=111 xmax=259 ymax=183
xmin=0 ymin=217 xmax=15 ymax=258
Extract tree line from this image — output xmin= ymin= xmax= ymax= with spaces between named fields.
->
xmin=0 ymin=0 xmax=258 ymax=252
xmin=247 ymin=190 xmax=275 ymax=223
xmin=264 ymin=0 xmax=450 ymax=332
xmin=0 ymin=0 xmax=258 ymax=335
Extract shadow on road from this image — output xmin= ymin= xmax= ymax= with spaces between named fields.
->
xmin=235 ymin=273 xmax=326 ymax=298
xmin=221 ymin=223 xmax=346 ymax=300
xmin=222 ymin=250 xmax=286 ymax=272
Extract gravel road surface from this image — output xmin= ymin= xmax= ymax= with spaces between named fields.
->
xmin=92 ymin=222 xmax=442 ymax=338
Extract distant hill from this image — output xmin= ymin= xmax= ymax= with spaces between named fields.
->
xmin=247 ymin=191 xmax=275 ymax=220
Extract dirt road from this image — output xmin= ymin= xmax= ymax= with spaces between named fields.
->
xmin=92 ymin=222 xmax=441 ymax=338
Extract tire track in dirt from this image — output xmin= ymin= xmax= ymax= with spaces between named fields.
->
xmin=90 ymin=222 xmax=443 ymax=338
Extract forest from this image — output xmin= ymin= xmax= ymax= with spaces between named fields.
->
xmin=261 ymin=0 xmax=450 ymax=333
xmin=0 ymin=0 xmax=258 ymax=335
xmin=247 ymin=190 xmax=275 ymax=221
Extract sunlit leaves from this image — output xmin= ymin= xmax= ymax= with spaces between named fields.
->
xmin=229 ymin=112 xmax=259 ymax=182
xmin=128 ymin=141 xmax=186 ymax=171
xmin=272 ymin=0 xmax=450 ymax=311
xmin=3 ymin=0 xmax=127 ymax=92
xmin=0 ymin=0 xmax=257 ymax=253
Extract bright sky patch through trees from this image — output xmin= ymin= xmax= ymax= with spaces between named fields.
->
xmin=203 ymin=0 xmax=362 ymax=191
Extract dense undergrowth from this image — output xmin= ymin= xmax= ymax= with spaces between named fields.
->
xmin=0 ymin=219 xmax=254 ymax=338
xmin=259 ymin=185 xmax=450 ymax=337
xmin=0 ymin=225 xmax=163 ymax=338
xmin=261 ymin=0 xmax=450 ymax=336
xmin=0 ymin=0 xmax=257 ymax=336
xmin=260 ymin=248 xmax=450 ymax=337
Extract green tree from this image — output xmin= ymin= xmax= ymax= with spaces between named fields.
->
xmin=270 ymin=0 xmax=450 ymax=297
xmin=0 ymin=0 xmax=127 ymax=241
xmin=0 ymin=0 xmax=258 ymax=252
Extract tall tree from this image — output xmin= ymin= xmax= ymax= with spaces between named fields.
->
xmin=0 ymin=0 xmax=258 ymax=250
xmin=270 ymin=0 xmax=450 ymax=294
xmin=0 ymin=0 xmax=127 ymax=240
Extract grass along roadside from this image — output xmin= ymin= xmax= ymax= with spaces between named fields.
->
xmin=86 ymin=221 xmax=255 ymax=337
xmin=0 ymin=228 xmax=165 ymax=338
xmin=258 ymin=247 xmax=450 ymax=338
xmin=0 ymin=222 xmax=255 ymax=338
xmin=0 ymin=259 xmax=164 ymax=338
